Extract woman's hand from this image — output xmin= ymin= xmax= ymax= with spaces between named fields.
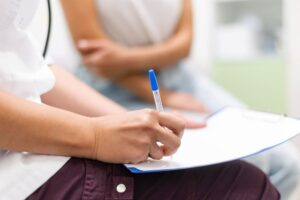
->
xmin=90 ymin=109 xmax=186 ymax=164
xmin=78 ymin=39 xmax=133 ymax=79
xmin=62 ymin=0 xmax=193 ymax=72
xmin=163 ymin=91 xmax=208 ymax=114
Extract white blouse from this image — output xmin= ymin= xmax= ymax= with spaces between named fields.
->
xmin=0 ymin=2 xmax=69 ymax=199
xmin=96 ymin=0 xmax=183 ymax=46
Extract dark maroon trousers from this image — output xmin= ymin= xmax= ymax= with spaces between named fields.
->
xmin=27 ymin=158 xmax=280 ymax=200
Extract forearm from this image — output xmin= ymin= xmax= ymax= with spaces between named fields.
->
xmin=61 ymin=0 xmax=107 ymax=42
xmin=61 ymin=0 xmax=193 ymax=70
xmin=129 ymin=0 xmax=193 ymax=70
xmin=42 ymin=65 xmax=126 ymax=117
xmin=0 ymin=90 xmax=94 ymax=159
xmin=116 ymin=74 xmax=177 ymax=105
xmin=128 ymin=30 xmax=192 ymax=70
xmin=116 ymin=74 xmax=154 ymax=102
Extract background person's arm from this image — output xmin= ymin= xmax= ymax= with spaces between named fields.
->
xmin=61 ymin=0 xmax=193 ymax=71
xmin=44 ymin=65 xmax=206 ymax=121
xmin=60 ymin=0 xmax=203 ymax=112
xmin=123 ymin=0 xmax=193 ymax=69
xmin=116 ymin=74 xmax=207 ymax=113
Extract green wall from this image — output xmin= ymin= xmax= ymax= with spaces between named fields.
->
xmin=212 ymin=58 xmax=286 ymax=113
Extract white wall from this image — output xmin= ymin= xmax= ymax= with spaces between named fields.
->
xmin=190 ymin=0 xmax=216 ymax=76
xmin=284 ymin=0 xmax=300 ymax=116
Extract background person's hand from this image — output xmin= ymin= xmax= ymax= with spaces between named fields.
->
xmin=172 ymin=111 xmax=207 ymax=129
xmin=163 ymin=91 xmax=208 ymax=114
xmin=78 ymin=39 xmax=133 ymax=79
xmin=90 ymin=109 xmax=185 ymax=164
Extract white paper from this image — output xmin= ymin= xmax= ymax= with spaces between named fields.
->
xmin=125 ymin=107 xmax=300 ymax=173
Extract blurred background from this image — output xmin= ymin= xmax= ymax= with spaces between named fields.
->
xmin=192 ymin=0 xmax=299 ymax=116
xmin=30 ymin=0 xmax=300 ymax=198
xmin=191 ymin=1 xmax=300 ymax=198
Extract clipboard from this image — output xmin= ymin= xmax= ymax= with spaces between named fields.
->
xmin=124 ymin=107 xmax=300 ymax=173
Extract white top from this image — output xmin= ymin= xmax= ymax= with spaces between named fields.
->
xmin=47 ymin=0 xmax=182 ymax=72
xmin=0 ymin=1 xmax=69 ymax=199
xmin=96 ymin=0 xmax=182 ymax=46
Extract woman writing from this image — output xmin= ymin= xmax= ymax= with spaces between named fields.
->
xmin=0 ymin=1 xmax=279 ymax=199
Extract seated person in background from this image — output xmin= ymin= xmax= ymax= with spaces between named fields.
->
xmin=62 ymin=0 xmax=216 ymax=113
xmin=0 ymin=1 xmax=280 ymax=199
xmin=60 ymin=0 xmax=300 ymax=199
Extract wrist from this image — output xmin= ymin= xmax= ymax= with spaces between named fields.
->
xmin=67 ymin=116 xmax=97 ymax=160
xmin=83 ymin=117 xmax=99 ymax=160
xmin=86 ymin=117 xmax=109 ymax=161
xmin=126 ymin=48 xmax=145 ymax=70
xmin=86 ymin=117 xmax=108 ymax=162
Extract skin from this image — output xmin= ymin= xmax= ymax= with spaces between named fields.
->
xmin=61 ymin=0 xmax=207 ymax=113
xmin=0 ymin=65 xmax=205 ymax=164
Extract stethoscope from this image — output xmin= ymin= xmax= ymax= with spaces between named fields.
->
xmin=43 ymin=0 xmax=52 ymax=58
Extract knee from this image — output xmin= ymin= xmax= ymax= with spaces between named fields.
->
xmin=277 ymin=154 xmax=300 ymax=187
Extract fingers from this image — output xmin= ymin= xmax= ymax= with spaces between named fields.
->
xmin=155 ymin=125 xmax=181 ymax=156
xmin=185 ymin=119 xmax=206 ymax=129
xmin=149 ymin=142 xmax=164 ymax=160
xmin=141 ymin=111 xmax=184 ymax=157
xmin=82 ymin=52 xmax=103 ymax=65
xmin=158 ymin=112 xmax=185 ymax=136
xmin=172 ymin=111 xmax=206 ymax=129
xmin=153 ymin=111 xmax=205 ymax=157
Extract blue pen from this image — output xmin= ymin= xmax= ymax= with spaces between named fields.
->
xmin=149 ymin=69 xmax=175 ymax=160
xmin=149 ymin=69 xmax=164 ymax=112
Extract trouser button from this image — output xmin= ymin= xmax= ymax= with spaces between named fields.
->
xmin=116 ymin=183 xmax=126 ymax=193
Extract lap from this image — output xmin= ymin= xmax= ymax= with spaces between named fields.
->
xmin=27 ymin=158 xmax=279 ymax=200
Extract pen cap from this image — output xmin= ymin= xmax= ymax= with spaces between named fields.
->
xmin=148 ymin=69 xmax=159 ymax=91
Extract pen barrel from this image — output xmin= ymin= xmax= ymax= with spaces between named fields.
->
xmin=153 ymin=90 xmax=164 ymax=112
